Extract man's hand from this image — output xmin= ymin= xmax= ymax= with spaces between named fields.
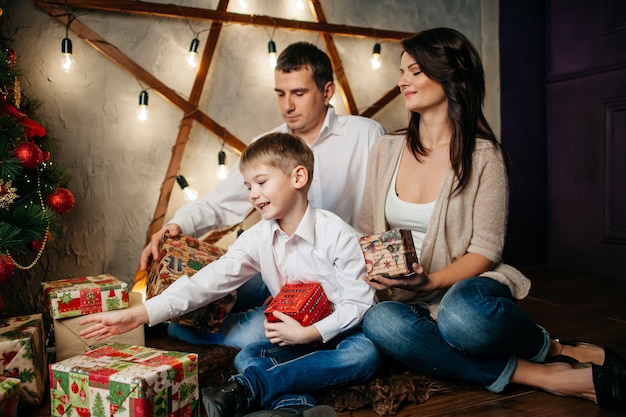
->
xmin=264 ymin=311 xmax=321 ymax=346
xmin=139 ymin=224 xmax=182 ymax=270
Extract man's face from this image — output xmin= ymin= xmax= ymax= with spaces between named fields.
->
xmin=274 ymin=66 xmax=334 ymax=143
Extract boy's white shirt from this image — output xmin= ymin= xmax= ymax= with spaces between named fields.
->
xmin=144 ymin=204 xmax=374 ymax=343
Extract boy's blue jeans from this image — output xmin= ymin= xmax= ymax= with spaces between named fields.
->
xmin=362 ymin=277 xmax=551 ymax=393
xmin=232 ymin=331 xmax=380 ymax=410
xmin=167 ymin=273 xmax=271 ymax=348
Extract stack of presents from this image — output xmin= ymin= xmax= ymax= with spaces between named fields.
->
xmin=0 ymin=234 xmax=230 ymax=417
xmin=0 ymin=229 xmax=418 ymax=416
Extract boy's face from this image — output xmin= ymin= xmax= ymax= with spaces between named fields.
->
xmin=242 ymin=163 xmax=300 ymax=222
xmin=274 ymin=66 xmax=334 ymax=143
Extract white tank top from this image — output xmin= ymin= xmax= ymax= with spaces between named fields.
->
xmin=384 ymin=152 xmax=435 ymax=258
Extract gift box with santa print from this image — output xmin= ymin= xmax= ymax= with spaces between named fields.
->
xmin=0 ymin=313 xmax=47 ymax=406
xmin=146 ymin=233 xmax=236 ymax=333
xmin=42 ymin=274 xmax=129 ymax=319
xmin=49 ymin=343 xmax=200 ymax=417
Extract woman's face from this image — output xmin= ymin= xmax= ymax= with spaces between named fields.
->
xmin=397 ymin=52 xmax=447 ymax=115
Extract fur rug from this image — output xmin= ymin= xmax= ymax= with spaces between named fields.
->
xmin=191 ymin=344 xmax=479 ymax=416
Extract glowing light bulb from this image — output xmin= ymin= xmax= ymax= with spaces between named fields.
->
xmin=370 ymin=43 xmax=382 ymax=71
xmin=239 ymin=0 xmax=248 ymax=9
xmin=295 ymin=0 xmax=305 ymax=11
xmin=60 ymin=37 xmax=75 ymax=73
xmin=136 ymin=90 xmax=149 ymax=122
xmin=176 ymin=176 xmax=199 ymax=201
xmin=186 ymin=38 xmax=200 ymax=69
xmin=268 ymin=40 xmax=277 ymax=69
xmin=218 ymin=150 xmax=229 ymax=179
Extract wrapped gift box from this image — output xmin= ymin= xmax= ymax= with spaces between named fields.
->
xmin=264 ymin=283 xmax=332 ymax=326
xmin=147 ymin=234 xmax=236 ymax=333
xmin=0 ymin=377 xmax=20 ymax=417
xmin=360 ymin=229 xmax=418 ymax=279
xmin=54 ymin=292 xmax=146 ymax=362
xmin=42 ymin=274 xmax=129 ymax=319
xmin=49 ymin=343 xmax=199 ymax=417
xmin=0 ymin=313 xmax=47 ymax=405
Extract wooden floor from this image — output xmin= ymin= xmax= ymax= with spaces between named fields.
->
xmin=28 ymin=267 xmax=626 ymax=417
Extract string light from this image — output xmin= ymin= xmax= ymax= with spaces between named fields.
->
xmin=268 ymin=40 xmax=277 ymax=69
xmin=370 ymin=43 xmax=382 ymax=70
xmin=136 ymin=90 xmax=149 ymax=122
xmin=186 ymin=37 xmax=200 ymax=69
xmin=176 ymin=175 xmax=199 ymax=201
xmin=60 ymin=37 xmax=74 ymax=73
xmin=217 ymin=150 xmax=229 ymax=179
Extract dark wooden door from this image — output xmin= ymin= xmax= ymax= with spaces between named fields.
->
xmin=547 ymin=0 xmax=626 ymax=279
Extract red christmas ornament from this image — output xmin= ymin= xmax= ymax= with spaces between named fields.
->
xmin=0 ymin=255 xmax=15 ymax=285
xmin=28 ymin=232 xmax=50 ymax=252
xmin=14 ymin=142 xmax=44 ymax=169
xmin=6 ymin=49 xmax=16 ymax=69
xmin=46 ymin=188 xmax=75 ymax=214
xmin=43 ymin=150 xmax=51 ymax=162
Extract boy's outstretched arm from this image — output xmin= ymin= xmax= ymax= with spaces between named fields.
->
xmin=78 ymin=304 xmax=150 ymax=341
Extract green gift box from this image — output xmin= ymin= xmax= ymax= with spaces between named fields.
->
xmin=42 ymin=274 xmax=130 ymax=319
xmin=0 ymin=377 xmax=21 ymax=417
xmin=49 ymin=343 xmax=200 ymax=417
xmin=0 ymin=313 xmax=47 ymax=406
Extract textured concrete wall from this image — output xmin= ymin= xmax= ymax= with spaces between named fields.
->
xmin=4 ymin=0 xmax=497 ymax=287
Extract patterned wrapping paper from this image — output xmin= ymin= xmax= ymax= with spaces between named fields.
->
xmin=49 ymin=343 xmax=200 ymax=417
xmin=42 ymin=274 xmax=130 ymax=319
xmin=264 ymin=283 xmax=332 ymax=326
xmin=146 ymin=234 xmax=236 ymax=333
xmin=360 ymin=229 xmax=418 ymax=279
xmin=0 ymin=313 xmax=47 ymax=405
xmin=0 ymin=377 xmax=21 ymax=417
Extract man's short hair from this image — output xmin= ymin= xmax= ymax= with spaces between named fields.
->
xmin=240 ymin=132 xmax=314 ymax=182
xmin=276 ymin=42 xmax=333 ymax=92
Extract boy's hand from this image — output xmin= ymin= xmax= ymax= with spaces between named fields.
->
xmin=264 ymin=311 xmax=321 ymax=346
xmin=79 ymin=305 xmax=149 ymax=341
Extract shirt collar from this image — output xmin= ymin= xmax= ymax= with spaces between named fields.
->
xmin=270 ymin=204 xmax=316 ymax=245
xmin=314 ymin=106 xmax=340 ymax=144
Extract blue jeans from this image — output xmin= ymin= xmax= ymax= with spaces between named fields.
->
xmin=167 ymin=273 xmax=271 ymax=348
xmin=232 ymin=331 xmax=380 ymax=410
xmin=362 ymin=277 xmax=550 ymax=393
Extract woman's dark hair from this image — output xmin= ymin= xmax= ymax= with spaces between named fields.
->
xmin=401 ymin=27 xmax=509 ymax=190
xmin=275 ymin=42 xmax=333 ymax=92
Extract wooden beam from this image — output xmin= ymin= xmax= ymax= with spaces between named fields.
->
xmin=34 ymin=0 xmax=414 ymax=41
xmin=309 ymin=0 xmax=358 ymax=115
xmin=145 ymin=0 xmax=232 ymax=245
xmin=33 ymin=1 xmax=247 ymax=153
xmin=360 ymin=86 xmax=401 ymax=118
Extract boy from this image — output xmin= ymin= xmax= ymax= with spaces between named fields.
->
xmin=80 ymin=132 xmax=379 ymax=417
xmin=140 ymin=42 xmax=385 ymax=349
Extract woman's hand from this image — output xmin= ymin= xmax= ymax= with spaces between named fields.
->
xmin=363 ymin=262 xmax=431 ymax=291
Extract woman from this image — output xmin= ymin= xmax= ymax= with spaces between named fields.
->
xmin=357 ymin=27 xmax=625 ymax=411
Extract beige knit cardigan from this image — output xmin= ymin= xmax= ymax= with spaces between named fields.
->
xmin=357 ymin=134 xmax=530 ymax=311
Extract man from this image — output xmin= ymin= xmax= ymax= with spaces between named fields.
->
xmin=140 ymin=42 xmax=385 ymax=348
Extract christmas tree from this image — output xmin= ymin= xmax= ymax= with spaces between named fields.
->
xmin=0 ymin=16 xmax=74 ymax=310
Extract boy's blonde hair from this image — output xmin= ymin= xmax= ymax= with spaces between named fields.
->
xmin=240 ymin=132 xmax=314 ymax=184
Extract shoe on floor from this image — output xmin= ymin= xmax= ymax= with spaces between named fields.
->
xmin=202 ymin=380 xmax=248 ymax=417
xmin=243 ymin=405 xmax=337 ymax=417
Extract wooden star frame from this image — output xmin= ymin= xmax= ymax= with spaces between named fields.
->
xmin=32 ymin=0 xmax=412 ymax=242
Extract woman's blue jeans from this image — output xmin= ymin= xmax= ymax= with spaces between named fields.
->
xmin=362 ymin=277 xmax=550 ymax=393
xmin=232 ymin=331 xmax=380 ymax=410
